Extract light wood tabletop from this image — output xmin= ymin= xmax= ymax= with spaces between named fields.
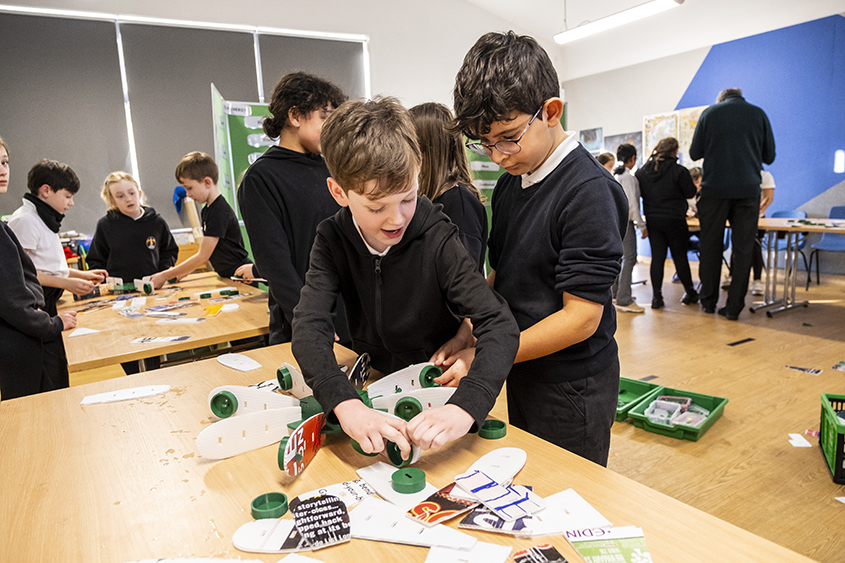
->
xmin=57 ymin=271 xmax=269 ymax=372
xmin=0 ymin=344 xmax=815 ymax=563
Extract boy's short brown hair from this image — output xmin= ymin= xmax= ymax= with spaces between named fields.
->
xmin=175 ymin=151 xmax=219 ymax=184
xmin=320 ymin=97 xmax=421 ymax=198
xmin=27 ymin=159 xmax=80 ymax=195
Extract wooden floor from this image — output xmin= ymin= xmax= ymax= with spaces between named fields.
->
xmin=608 ymin=259 xmax=844 ymax=562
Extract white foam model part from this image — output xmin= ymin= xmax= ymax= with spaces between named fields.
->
xmin=155 ymin=318 xmax=205 ymax=324
xmin=232 ymin=519 xmax=308 ymax=554
xmin=221 ymin=303 xmax=239 ymax=312
xmin=365 ymin=362 xmax=440 ymax=399
xmin=371 ymin=387 xmax=456 ymax=416
xmin=133 ymin=279 xmax=153 ymax=294
xmin=454 ymin=469 xmax=546 ymax=522
xmin=449 ymin=447 xmax=527 ymax=502
xmin=207 ymin=385 xmax=299 ymax=415
xmin=425 ymin=541 xmax=513 ymax=563
xmin=68 ymin=327 xmax=99 ymax=337
xmin=196 ymin=407 xmax=301 ymax=459
xmin=130 ymin=297 xmax=147 ymax=309
xmin=295 ymin=479 xmax=376 ymax=509
xmin=518 ymin=488 xmax=612 ymax=537
xmin=250 ymin=378 xmax=282 ymax=392
xmin=350 ymin=497 xmax=476 ymax=550
xmin=277 ymin=362 xmax=313 ymax=399
xmin=217 ymin=353 xmax=263 ymax=372
xmin=80 ymin=385 xmax=170 ymax=405
xmin=112 ymin=300 xmax=125 ymax=310
xmin=356 ymin=462 xmax=437 ymax=511
xmin=130 ymin=559 xmax=264 ymax=563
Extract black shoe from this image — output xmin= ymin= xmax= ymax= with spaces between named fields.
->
xmin=701 ymin=304 xmax=715 ymax=314
xmin=717 ymin=306 xmax=738 ymax=321
xmin=681 ymin=291 xmax=699 ymax=305
xmin=651 ymin=297 xmax=664 ymax=309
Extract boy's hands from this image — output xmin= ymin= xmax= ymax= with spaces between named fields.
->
xmin=64 ymin=278 xmax=95 ymax=296
xmin=149 ymin=271 xmax=175 ymax=289
xmin=334 ymin=398 xmax=411 ymax=459
xmin=433 ymin=347 xmax=475 ymax=387
xmin=430 ymin=318 xmax=474 ymax=366
xmin=407 ymin=405 xmax=473 ymax=452
xmin=233 ymin=263 xmax=254 ymax=281
xmin=79 ymin=269 xmax=108 ymax=283
xmin=59 ymin=311 xmax=77 ymax=330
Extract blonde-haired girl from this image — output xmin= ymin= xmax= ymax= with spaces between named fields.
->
xmin=86 ymin=171 xmax=177 ymax=284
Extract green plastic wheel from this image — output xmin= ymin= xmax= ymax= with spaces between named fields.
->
xmin=394 ymin=397 xmax=423 ymax=421
xmin=209 ymin=390 xmax=238 ymax=418
xmin=419 ymin=365 xmax=441 ymax=388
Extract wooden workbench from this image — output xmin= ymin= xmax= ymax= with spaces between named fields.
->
xmin=57 ymin=271 xmax=269 ymax=372
xmin=0 ymin=344 xmax=815 ymax=563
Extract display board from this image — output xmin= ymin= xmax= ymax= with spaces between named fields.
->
xmin=643 ymin=106 xmax=707 ymax=168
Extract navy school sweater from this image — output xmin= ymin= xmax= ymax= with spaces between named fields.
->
xmin=86 ymin=207 xmax=178 ymax=281
xmin=434 ymin=183 xmax=488 ymax=273
xmin=291 ymin=195 xmax=520 ymax=430
xmin=0 ymin=223 xmax=64 ymax=399
xmin=238 ymin=145 xmax=349 ymax=344
xmin=489 ymin=143 xmax=627 ymax=383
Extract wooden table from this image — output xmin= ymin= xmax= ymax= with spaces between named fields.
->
xmin=752 ymin=218 xmax=845 ymax=316
xmin=0 ymin=344 xmax=815 ymax=563
xmin=57 ymin=272 xmax=269 ymax=372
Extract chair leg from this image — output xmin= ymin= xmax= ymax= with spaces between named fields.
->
xmin=815 ymin=249 xmax=821 ymax=286
xmin=806 ymin=250 xmax=814 ymax=291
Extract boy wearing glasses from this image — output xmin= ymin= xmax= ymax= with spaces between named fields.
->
xmin=291 ymin=97 xmax=519 ymax=458
xmin=450 ymin=31 xmax=628 ymax=466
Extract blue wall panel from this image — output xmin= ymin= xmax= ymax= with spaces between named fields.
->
xmin=676 ymin=15 xmax=845 ymax=214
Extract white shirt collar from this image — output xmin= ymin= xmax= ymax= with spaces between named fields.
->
xmin=522 ymin=131 xmax=579 ymax=189
xmin=352 ymin=215 xmax=390 ymax=257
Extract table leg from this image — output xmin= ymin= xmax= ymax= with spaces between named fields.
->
xmin=750 ymin=231 xmax=783 ymax=313
xmin=766 ymin=231 xmax=809 ymax=316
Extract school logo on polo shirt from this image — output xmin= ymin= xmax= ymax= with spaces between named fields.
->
xmin=146 ymin=236 xmax=157 ymax=250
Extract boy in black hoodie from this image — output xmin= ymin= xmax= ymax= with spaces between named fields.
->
xmin=238 ymin=72 xmax=349 ymax=346
xmin=291 ymin=97 xmax=519 ymax=457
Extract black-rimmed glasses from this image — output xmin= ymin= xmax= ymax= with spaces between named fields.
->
xmin=466 ymin=105 xmax=544 ymax=157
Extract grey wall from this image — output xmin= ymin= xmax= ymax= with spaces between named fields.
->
xmin=0 ymin=14 xmax=129 ymax=229
xmin=0 ymin=13 xmax=366 ymax=234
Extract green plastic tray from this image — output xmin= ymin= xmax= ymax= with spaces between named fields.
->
xmin=615 ymin=378 xmax=663 ymax=422
xmin=628 ymin=387 xmax=728 ymax=441
xmin=819 ymin=393 xmax=845 ymax=484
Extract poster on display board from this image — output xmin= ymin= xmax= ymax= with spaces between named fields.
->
xmin=211 ymin=83 xmax=273 ymax=217
xmin=642 ymin=106 xmax=707 ymax=169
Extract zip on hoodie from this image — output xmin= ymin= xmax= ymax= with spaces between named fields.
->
xmin=373 ymin=256 xmax=383 ymax=335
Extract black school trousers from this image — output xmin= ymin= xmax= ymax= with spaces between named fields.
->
xmin=646 ymin=215 xmax=696 ymax=297
xmin=506 ymin=356 xmax=619 ymax=467
xmin=698 ymin=196 xmax=759 ymax=315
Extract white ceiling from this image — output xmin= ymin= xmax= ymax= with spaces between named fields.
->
xmin=463 ymin=0 xmax=845 ymax=80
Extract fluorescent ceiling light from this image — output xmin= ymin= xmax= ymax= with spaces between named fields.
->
xmin=554 ymin=0 xmax=683 ymax=45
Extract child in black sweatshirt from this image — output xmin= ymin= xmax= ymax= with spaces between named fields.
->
xmin=451 ymin=32 xmax=627 ymax=466
xmin=238 ymin=72 xmax=349 ymax=345
xmin=291 ymin=97 xmax=519 ymax=458
xmin=86 ymin=171 xmax=178 ymax=282
xmin=0 ymin=136 xmax=76 ymax=400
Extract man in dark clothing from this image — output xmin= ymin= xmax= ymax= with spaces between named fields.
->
xmin=689 ymin=88 xmax=775 ymax=320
